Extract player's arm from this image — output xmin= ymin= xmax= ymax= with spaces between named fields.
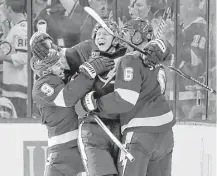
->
xmin=78 ymin=55 xmax=142 ymax=115
xmin=60 ymin=40 xmax=96 ymax=67
xmin=34 ymin=73 xmax=95 ymax=107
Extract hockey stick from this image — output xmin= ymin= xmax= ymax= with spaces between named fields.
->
xmin=84 ymin=6 xmax=216 ymax=95
xmin=92 ymin=114 xmax=135 ymax=162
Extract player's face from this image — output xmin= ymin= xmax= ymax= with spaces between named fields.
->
xmin=95 ymin=28 xmax=114 ymax=51
xmin=50 ymin=58 xmax=67 ymax=79
xmin=128 ymin=0 xmax=150 ymax=19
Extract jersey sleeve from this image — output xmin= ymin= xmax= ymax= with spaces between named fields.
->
xmin=33 ymin=73 xmax=94 ymax=107
xmin=97 ymin=54 xmax=142 ymax=114
xmin=65 ymin=40 xmax=95 ymax=63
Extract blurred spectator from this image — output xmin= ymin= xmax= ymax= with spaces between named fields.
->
xmin=176 ymin=0 xmax=207 ymax=119
xmin=33 ymin=0 xmax=48 ymax=18
xmin=151 ymin=7 xmax=175 ymax=45
xmin=0 ymin=0 xmax=28 ymax=118
xmin=34 ymin=0 xmax=113 ymax=46
xmin=128 ymin=0 xmax=170 ymax=22
xmin=34 ymin=0 xmax=81 ymax=47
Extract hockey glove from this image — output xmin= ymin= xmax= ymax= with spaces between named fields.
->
xmin=142 ymin=39 xmax=172 ymax=67
xmin=79 ymin=56 xmax=115 ymax=79
xmin=82 ymin=91 xmax=97 ymax=112
xmin=30 ymin=32 xmax=52 ymax=59
xmin=75 ymin=91 xmax=98 ymax=118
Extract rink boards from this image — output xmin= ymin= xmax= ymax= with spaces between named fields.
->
xmin=0 ymin=123 xmax=216 ymax=176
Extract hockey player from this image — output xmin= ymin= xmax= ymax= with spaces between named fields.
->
xmin=30 ymin=32 xmax=115 ymax=176
xmin=76 ymin=19 xmax=127 ymax=176
xmin=0 ymin=0 xmax=27 ymax=118
xmin=30 ymin=18 xmax=126 ymax=176
xmin=80 ymin=18 xmax=176 ymax=176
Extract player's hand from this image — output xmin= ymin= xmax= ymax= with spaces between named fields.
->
xmin=81 ymin=91 xmax=97 ymax=112
xmin=30 ymin=32 xmax=53 ymax=60
xmin=75 ymin=91 xmax=98 ymax=118
xmin=142 ymin=38 xmax=172 ymax=67
xmin=79 ymin=56 xmax=115 ymax=79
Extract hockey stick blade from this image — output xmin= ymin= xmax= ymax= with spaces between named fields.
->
xmin=84 ymin=7 xmax=114 ymax=35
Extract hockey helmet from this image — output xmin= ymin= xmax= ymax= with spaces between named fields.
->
xmin=122 ymin=18 xmax=153 ymax=45
xmin=91 ymin=19 xmax=120 ymax=47
xmin=30 ymin=53 xmax=59 ymax=77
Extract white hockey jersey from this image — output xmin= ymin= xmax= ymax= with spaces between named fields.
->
xmin=2 ymin=20 xmax=28 ymax=99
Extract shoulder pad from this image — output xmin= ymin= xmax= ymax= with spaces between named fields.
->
xmin=120 ymin=52 xmax=140 ymax=66
xmin=33 ymin=75 xmax=62 ymax=101
xmin=36 ymin=75 xmax=62 ymax=87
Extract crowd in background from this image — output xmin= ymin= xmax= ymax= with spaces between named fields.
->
xmin=0 ymin=0 xmax=216 ymax=121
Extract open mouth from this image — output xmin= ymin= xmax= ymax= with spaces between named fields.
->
xmin=97 ymin=40 xmax=106 ymax=46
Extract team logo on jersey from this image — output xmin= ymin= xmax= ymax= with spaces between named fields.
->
xmin=41 ymin=83 xmax=54 ymax=96
xmin=124 ymin=67 xmax=134 ymax=81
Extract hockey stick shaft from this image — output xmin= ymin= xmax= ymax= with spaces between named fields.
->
xmin=84 ymin=6 xmax=216 ymax=95
xmin=93 ymin=114 xmax=135 ymax=162
xmin=167 ymin=65 xmax=216 ymax=94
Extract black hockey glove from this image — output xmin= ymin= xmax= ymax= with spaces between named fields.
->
xmin=30 ymin=32 xmax=61 ymax=60
xmin=75 ymin=91 xmax=98 ymax=118
xmin=79 ymin=56 xmax=115 ymax=79
xmin=142 ymin=39 xmax=172 ymax=67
